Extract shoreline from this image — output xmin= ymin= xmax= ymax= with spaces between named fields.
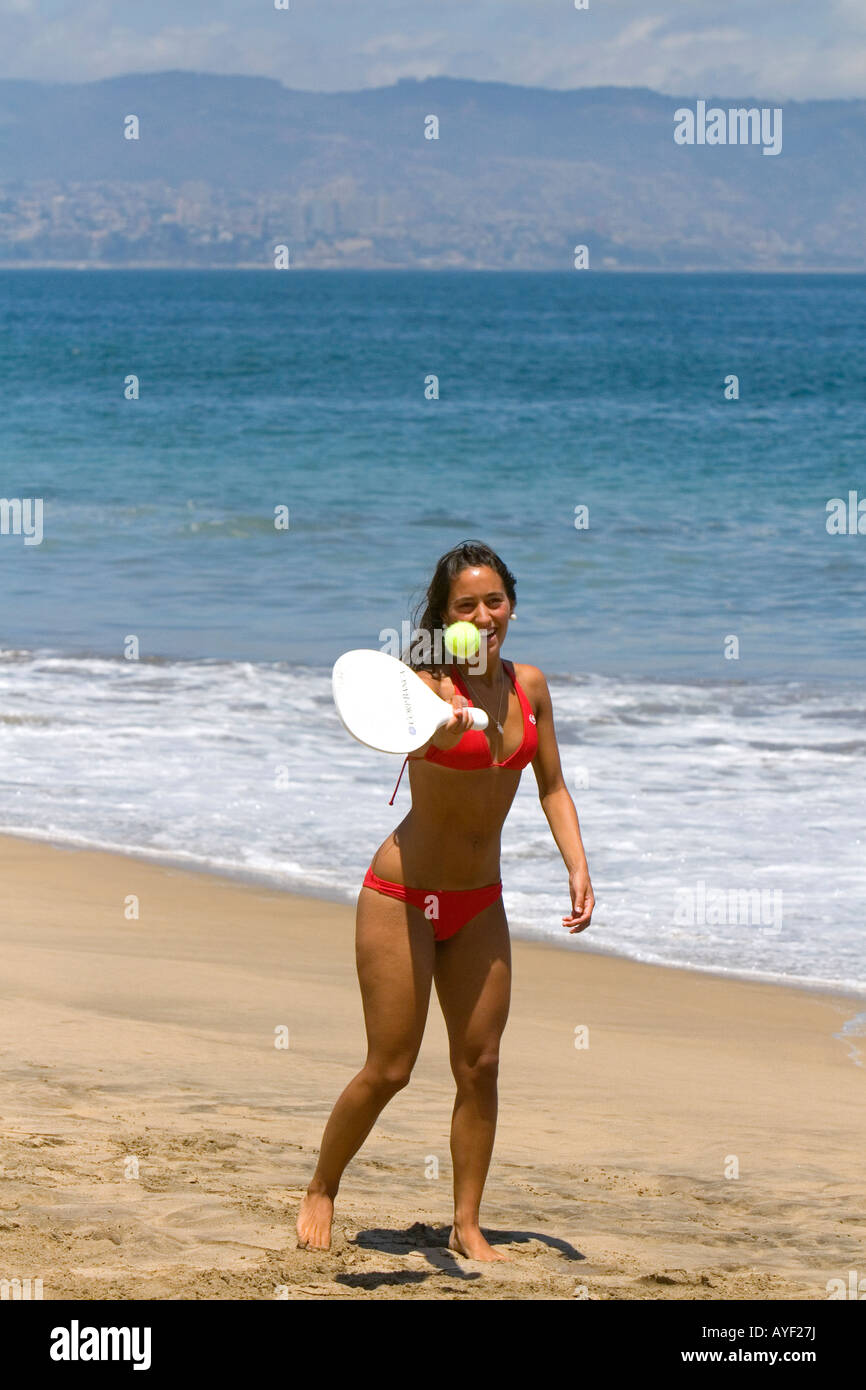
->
xmin=2 ymin=827 xmax=863 ymax=1007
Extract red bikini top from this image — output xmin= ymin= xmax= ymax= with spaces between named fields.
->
xmin=388 ymin=660 xmax=538 ymax=803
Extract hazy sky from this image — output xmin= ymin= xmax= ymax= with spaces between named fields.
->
xmin=1 ymin=0 xmax=864 ymax=99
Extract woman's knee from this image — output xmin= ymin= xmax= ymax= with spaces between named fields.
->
xmin=451 ymin=1050 xmax=500 ymax=1090
xmin=363 ymin=1058 xmax=414 ymax=1094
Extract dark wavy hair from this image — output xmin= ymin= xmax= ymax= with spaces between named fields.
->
xmin=405 ymin=540 xmax=517 ymax=671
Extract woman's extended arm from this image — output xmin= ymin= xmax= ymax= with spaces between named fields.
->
xmin=523 ymin=665 xmax=595 ymax=934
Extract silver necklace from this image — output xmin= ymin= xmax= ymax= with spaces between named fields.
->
xmin=461 ymin=665 xmax=507 ymax=735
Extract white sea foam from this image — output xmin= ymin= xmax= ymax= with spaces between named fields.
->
xmin=0 ymin=649 xmax=863 ymax=996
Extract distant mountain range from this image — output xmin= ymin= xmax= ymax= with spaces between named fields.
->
xmin=0 ymin=72 xmax=862 ymax=269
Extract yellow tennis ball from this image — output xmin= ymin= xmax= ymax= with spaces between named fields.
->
xmin=444 ymin=621 xmax=480 ymax=659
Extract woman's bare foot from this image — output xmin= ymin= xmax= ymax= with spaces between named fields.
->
xmin=448 ymin=1221 xmax=511 ymax=1261
xmin=296 ymin=1187 xmax=335 ymax=1251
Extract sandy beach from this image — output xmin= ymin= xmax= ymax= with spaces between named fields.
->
xmin=0 ymin=832 xmax=862 ymax=1301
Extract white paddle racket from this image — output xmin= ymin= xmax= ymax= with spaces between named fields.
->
xmin=332 ymin=648 xmax=488 ymax=754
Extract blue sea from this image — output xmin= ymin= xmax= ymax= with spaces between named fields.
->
xmin=1 ymin=270 xmax=864 ymax=998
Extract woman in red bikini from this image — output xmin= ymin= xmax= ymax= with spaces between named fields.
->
xmin=297 ymin=540 xmax=594 ymax=1261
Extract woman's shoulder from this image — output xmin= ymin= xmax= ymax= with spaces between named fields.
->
xmin=510 ymin=661 xmax=549 ymax=714
xmin=510 ymin=660 xmax=546 ymax=691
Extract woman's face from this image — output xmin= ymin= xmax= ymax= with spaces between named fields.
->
xmin=445 ymin=565 xmax=511 ymax=657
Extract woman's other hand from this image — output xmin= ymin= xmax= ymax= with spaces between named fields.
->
xmin=562 ymin=865 xmax=594 ymax=933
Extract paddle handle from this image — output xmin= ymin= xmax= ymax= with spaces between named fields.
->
xmin=437 ymin=707 xmax=488 ymax=733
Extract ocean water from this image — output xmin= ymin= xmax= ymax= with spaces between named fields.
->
xmin=0 ymin=270 xmax=864 ymax=994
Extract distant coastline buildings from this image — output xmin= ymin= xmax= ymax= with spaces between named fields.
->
xmin=0 ymin=75 xmax=861 ymax=269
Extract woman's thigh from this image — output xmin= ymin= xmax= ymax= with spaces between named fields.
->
xmin=432 ymin=897 xmax=511 ymax=1065
xmin=355 ymin=885 xmax=436 ymax=1068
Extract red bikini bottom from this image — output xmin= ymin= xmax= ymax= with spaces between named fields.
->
xmin=362 ymin=866 xmax=503 ymax=942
